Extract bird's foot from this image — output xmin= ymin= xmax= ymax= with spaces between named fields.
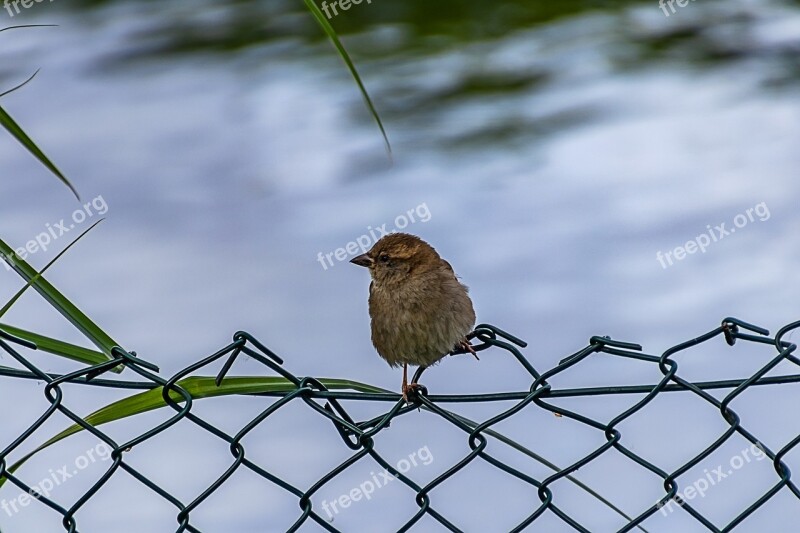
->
xmin=459 ymin=340 xmax=479 ymax=361
xmin=402 ymin=382 xmax=423 ymax=403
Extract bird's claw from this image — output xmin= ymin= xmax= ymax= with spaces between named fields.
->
xmin=402 ymin=382 xmax=424 ymax=403
xmin=459 ymin=340 xmax=479 ymax=360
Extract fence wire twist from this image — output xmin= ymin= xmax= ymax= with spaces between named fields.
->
xmin=1 ymin=316 xmax=799 ymax=532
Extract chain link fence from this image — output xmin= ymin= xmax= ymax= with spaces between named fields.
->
xmin=1 ymin=316 xmax=799 ymax=532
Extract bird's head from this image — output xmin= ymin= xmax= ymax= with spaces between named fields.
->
xmin=350 ymin=233 xmax=440 ymax=284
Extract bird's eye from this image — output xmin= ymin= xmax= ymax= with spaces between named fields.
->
xmin=379 ymin=254 xmax=390 ymax=263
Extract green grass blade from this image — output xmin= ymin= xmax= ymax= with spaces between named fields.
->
xmin=0 ymin=376 xmax=387 ymax=486
xmin=0 ymin=219 xmax=104 ymax=319
xmin=0 ymin=105 xmax=78 ymax=200
xmin=303 ymin=0 xmax=391 ymax=160
xmin=0 ymin=323 xmax=109 ymax=366
xmin=0 ymin=237 xmax=119 ymax=360
xmin=0 ymin=25 xmax=58 ymax=34
xmin=0 ymin=70 xmax=40 ymax=100
xmin=445 ymin=410 xmax=650 ymax=532
xmin=0 ymin=373 xmax=642 ymax=528
xmin=0 ymin=25 xmax=78 ymax=199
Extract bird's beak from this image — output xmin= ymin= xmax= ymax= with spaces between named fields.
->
xmin=350 ymin=253 xmax=373 ymax=268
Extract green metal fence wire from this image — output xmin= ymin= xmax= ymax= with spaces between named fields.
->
xmin=1 ymin=316 xmax=799 ymax=532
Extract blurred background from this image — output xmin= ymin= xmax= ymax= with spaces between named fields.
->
xmin=0 ymin=0 xmax=799 ymax=531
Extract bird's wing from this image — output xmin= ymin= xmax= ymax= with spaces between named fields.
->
xmin=441 ymin=259 xmax=455 ymax=274
xmin=441 ymin=259 xmax=470 ymax=292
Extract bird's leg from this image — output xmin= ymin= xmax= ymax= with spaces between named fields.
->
xmin=401 ymin=363 xmax=408 ymax=401
xmin=460 ymin=340 xmax=479 ymax=361
xmin=401 ymin=363 xmax=421 ymax=402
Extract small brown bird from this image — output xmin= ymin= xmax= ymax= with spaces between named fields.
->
xmin=350 ymin=233 xmax=477 ymax=401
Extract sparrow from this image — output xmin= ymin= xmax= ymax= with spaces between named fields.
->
xmin=350 ymin=233 xmax=477 ymax=401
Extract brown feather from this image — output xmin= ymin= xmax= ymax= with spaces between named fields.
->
xmin=357 ymin=233 xmax=476 ymax=368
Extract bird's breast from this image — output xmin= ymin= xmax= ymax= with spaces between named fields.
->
xmin=368 ymin=276 xmax=474 ymax=367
